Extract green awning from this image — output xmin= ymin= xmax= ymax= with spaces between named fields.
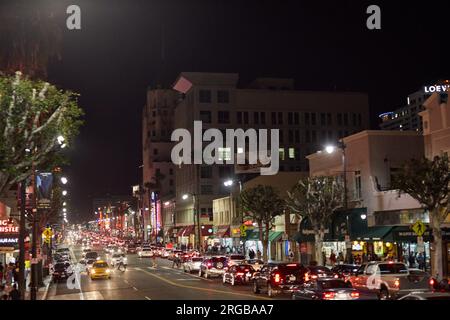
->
xmin=354 ymin=226 xmax=393 ymax=241
xmin=269 ymin=231 xmax=283 ymax=242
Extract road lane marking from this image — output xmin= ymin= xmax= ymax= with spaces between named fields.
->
xmin=137 ymin=269 xmax=272 ymax=300
xmin=133 ymin=286 xmax=138 ymax=291
xmin=69 ymin=247 xmax=85 ymax=300
xmin=124 ymin=280 xmax=129 ymax=284
xmin=145 ymin=296 xmax=152 ymax=300
xmin=175 ymin=278 xmax=201 ymax=281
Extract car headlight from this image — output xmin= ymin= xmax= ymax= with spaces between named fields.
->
xmin=106 ymin=269 xmax=111 ymax=273
xmin=91 ymin=269 xmax=96 ymax=274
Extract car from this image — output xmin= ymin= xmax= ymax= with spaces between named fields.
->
xmin=223 ymin=264 xmax=256 ymax=286
xmin=85 ymin=251 xmax=99 ymax=261
xmin=169 ymin=250 xmax=183 ymax=261
xmin=227 ymin=254 xmax=246 ymax=266
xmin=138 ymin=247 xmax=154 ymax=258
xmin=346 ymin=262 xmax=433 ymax=300
xmin=244 ymin=259 xmax=264 ymax=272
xmin=292 ymin=278 xmax=374 ymax=300
xmin=82 ymin=248 xmax=92 ymax=258
xmin=162 ymin=249 xmax=171 ymax=258
xmin=183 ymin=256 xmax=204 ymax=273
xmin=398 ymin=291 xmax=450 ymax=300
xmin=109 ymin=253 xmax=127 ymax=267
xmin=85 ymin=258 xmax=97 ymax=273
xmin=253 ymin=263 xmax=308 ymax=298
xmin=52 ymin=262 xmax=73 ymax=283
xmin=331 ymin=264 xmax=360 ymax=279
xmin=199 ymin=256 xmax=228 ymax=278
xmin=89 ymin=260 xmax=111 ymax=280
xmin=127 ymin=244 xmax=137 ymax=254
xmin=304 ymin=266 xmax=336 ymax=281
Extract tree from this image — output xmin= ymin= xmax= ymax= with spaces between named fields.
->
xmin=240 ymin=185 xmax=285 ymax=262
xmin=286 ymin=176 xmax=344 ymax=265
xmin=0 ymin=71 xmax=84 ymax=196
xmin=0 ymin=0 xmax=64 ymax=79
xmin=392 ymin=155 xmax=450 ymax=279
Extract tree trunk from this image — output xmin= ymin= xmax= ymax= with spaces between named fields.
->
xmin=262 ymin=221 xmax=270 ymax=262
xmin=314 ymin=228 xmax=325 ymax=265
xmin=430 ymin=208 xmax=444 ymax=279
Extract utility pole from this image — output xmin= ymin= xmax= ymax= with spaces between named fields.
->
xmin=18 ymin=180 xmax=27 ymax=300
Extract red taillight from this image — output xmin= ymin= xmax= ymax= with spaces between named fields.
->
xmin=350 ymin=292 xmax=360 ymax=299
xmin=323 ymin=292 xmax=335 ymax=300
xmin=334 ymin=274 xmax=339 ymax=279
xmin=394 ymin=279 xmax=400 ymax=287
xmin=236 ymin=272 xmax=244 ymax=276
xmin=207 ymin=262 xmax=212 ymax=267
xmin=430 ymin=279 xmax=435 ymax=286
xmin=311 ymin=275 xmax=318 ymax=279
xmin=274 ymin=273 xmax=281 ymax=283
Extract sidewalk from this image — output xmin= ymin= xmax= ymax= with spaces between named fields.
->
xmin=24 ymin=275 xmax=52 ymax=300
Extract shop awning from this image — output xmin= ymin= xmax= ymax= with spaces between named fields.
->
xmin=201 ymin=225 xmax=214 ymax=237
xmin=177 ymin=225 xmax=195 ymax=237
xmin=215 ymin=225 xmax=230 ymax=238
xmin=268 ymin=231 xmax=283 ymax=242
xmin=354 ymin=226 xmax=393 ymax=241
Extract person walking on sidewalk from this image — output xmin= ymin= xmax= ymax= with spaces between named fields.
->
xmin=9 ymin=283 xmax=20 ymax=300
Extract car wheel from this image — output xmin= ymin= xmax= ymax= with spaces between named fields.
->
xmin=379 ymin=288 xmax=390 ymax=300
xmin=231 ymin=276 xmax=235 ymax=286
xmin=253 ymin=280 xmax=260 ymax=294
xmin=268 ymin=283 xmax=275 ymax=298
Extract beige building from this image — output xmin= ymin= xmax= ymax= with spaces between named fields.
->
xmin=172 ymin=72 xmax=370 ymax=249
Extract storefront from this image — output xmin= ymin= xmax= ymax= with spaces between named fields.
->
xmin=200 ymin=224 xmax=214 ymax=249
xmin=212 ymin=225 xmax=232 ymax=248
xmin=268 ymin=231 xmax=284 ymax=261
xmin=0 ymin=218 xmax=19 ymax=266
xmin=176 ymin=225 xmax=195 ymax=249
xmin=244 ymin=230 xmax=263 ymax=258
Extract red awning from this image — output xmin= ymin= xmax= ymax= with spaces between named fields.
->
xmin=176 ymin=227 xmax=186 ymax=237
xmin=179 ymin=225 xmax=195 ymax=237
xmin=201 ymin=225 xmax=214 ymax=237
xmin=215 ymin=225 xmax=230 ymax=238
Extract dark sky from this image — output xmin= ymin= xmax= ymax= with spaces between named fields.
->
xmin=34 ymin=0 xmax=450 ymax=222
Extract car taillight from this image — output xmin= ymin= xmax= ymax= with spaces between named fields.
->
xmin=311 ymin=275 xmax=318 ymax=279
xmin=236 ymin=272 xmax=244 ymax=276
xmin=334 ymin=274 xmax=339 ymax=279
xmin=430 ymin=279 xmax=435 ymax=286
xmin=207 ymin=262 xmax=212 ymax=267
xmin=274 ymin=273 xmax=281 ymax=283
xmin=350 ymin=292 xmax=360 ymax=299
xmin=394 ymin=279 xmax=400 ymax=287
xmin=323 ymin=292 xmax=335 ymax=300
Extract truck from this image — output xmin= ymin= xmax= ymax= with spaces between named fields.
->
xmin=346 ymin=261 xmax=433 ymax=300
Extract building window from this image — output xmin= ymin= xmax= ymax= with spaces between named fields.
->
xmin=169 ymin=179 xmax=174 ymax=186
xmin=294 ymin=112 xmax=300 ymax=125
xmin=208 ymin=208 xmax=213 ymax=221
xmin=218 ymin=166 xmax=231 ymax=178
xmin=305 ymin=130 xmax=311 ymax=143
xmin=337 ymin=113 xmax=343 ymax=126
xmin=311 ymin=130 xmax=317 ymax=143
xmin=237 ymin=111 xmax=242 ymax=124
xmin=153 ymin=148 xmax=158 ymax=155
xmin=354 ymin=170 xmax=362 ymax=199
xmin=295 ymin=130 xmax=300 ymax=143
xmin=305 ymin=113 xmax=310 ymax=125
xmin=279 ymin=130 xmax=284 ymax=143
xmin=218 ymin=147 xmax=231 ymax=161
xmin=352 ymin=113 xmax=357 ymax=126
xmin=320 ymin=113 xmax=326 ymax=126
xmin=200 ymin=111 xmax=212 ymax=123
xmin=200 ymin=166 xmax=213 ymax=179
xmin=152 ymin=111 xmax=156 ymax=117
xmin=278 ymin=112 xmax=283 ymax=125
xmin=201 ymin=185 xmax=213 ymax=195
xmin=289 ymin=148 xmax=295 ymax=159
xmin=271 ymin=112 xmax=277 ymax=125
xmin=328 ymin=131 xmax=333 ymax=140
xmin=327 ymin=113 xmax=332 ymax=126
xmin=217 ymin=90 xmax=229 ymax=103
xmin=199 ymin=90 xmax=211 ymax=103
xmin=169 ymin=168 xmax=173 ymax=175
xmin=279 ymin=148 xmax=285 ymax=160
xmin=218 ymin=111 xmax=230 ymax=124
xmin=152 ymin=130 xmax=156 ymax=137
xmin=358 ymin=114 xmax=362 ymax=126
xmin=243 ymin=112 xmax=249 ymax=124
xmin=288 ymin=130 xmax=294 ymax=143
xmin=311 ymin=113 xmax=316 ymax=126
xmin=343 ymin=113 xmax=349 ymax=126
xmin=288 ymin=112 xmax=293 ymax=125
xmin=254 ymin=112 xmax=259 ymax=124
xmin=260 ymin=112 xmax=266 ymax=125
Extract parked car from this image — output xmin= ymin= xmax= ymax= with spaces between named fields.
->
xmin=183 ymin=256 xmax=204 ymax=273
xmin=253 ymin=263 xmax=308 ymax=297
xmin=223 ymin=264 xmax=255 ymax=286
xmin=346 ymin=262 xmax=433 ymax=300
xmin=227 ymin=254 xmax=246 ymax=266
xmin=199 ymin=256 xmax=228 ymax=278
xmin=138 ymin=247 xmax=154 ymax=258
xmin=52 ymin=262 xmax=73 ymax=283
xmin=292 ymin=278 xmax=370 ymax=300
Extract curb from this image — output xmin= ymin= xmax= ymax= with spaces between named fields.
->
xmin=42 ymin=279 xmax=51 ymax=300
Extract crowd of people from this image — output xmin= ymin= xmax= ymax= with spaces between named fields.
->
xmin=0 ymin=261 xmax=21 ymax=300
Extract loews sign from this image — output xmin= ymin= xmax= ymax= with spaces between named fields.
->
xmin=424 ymin=84 xmax=450 ymax=93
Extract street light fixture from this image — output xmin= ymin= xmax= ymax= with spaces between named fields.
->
xmin=62 ymin=190 xmax=68 ymax=196
xmin=63 ymin=208 xmax=67 ymax=212
xmin=61 ymin=177 xmax=68 ymax=185
xmin=63 ymin=202 xmax=67 ymax=206
xmin=223 ymin=180 xmax=233 ymax=187
xmin=182 ymin=194 xmax=189 ymax=200
xmin=325 ymin=145 xmax=336 ymax=154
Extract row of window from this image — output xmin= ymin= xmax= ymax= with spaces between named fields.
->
xmin=199 ymin=110 xmax=363 ymax=126
xmin=199 ymin=89 xmax=230 ymax=103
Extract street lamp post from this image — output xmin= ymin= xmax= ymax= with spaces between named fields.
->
xmin=223 ymin=178 xmax=243 ymax=254
xmin=182 ymin=193 xmax=201 ymax=252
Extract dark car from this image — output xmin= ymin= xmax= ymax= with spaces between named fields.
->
xmin=292 ymin=278 xmax=365 ymax=300
xmin=223 ymin=264 xmax=256 ymax=286
xmin=253 ymin=263 xmax=308 ymax=297
xmin=85 ymin=251 xmax=99 ymax=261
xmin=52 ymin=262 xmax=73 ymax=282
xmin=199 ymin=256 xmax=228 ymax=278
xmin=331 ymin=264 xmax=360 ymax=279
xmin=127 ymin=244 xmax=137 ymax=254
xmin=304 ymin=266 xmax=335 ymax=281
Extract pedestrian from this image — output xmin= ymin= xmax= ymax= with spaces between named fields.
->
xmin=8 ymin=283 xmax=20 ymax=300
xmin=338 ymin=252 xmax=344 ymax=264
xmin=288 ymin=250 xmax=294 ymax=262
xmin=417 ymin=252 xmax=425 ymax=270
xmin=329 ymin=251 xmax=336 ymax=267
xmin=408 ymin=252 xmax=416 ymax=268
xmin=151 ymin=253 xmax=157 ymax=268
xmin=249 ymin=249 xmax=255 ymax=260
xmin=322 ymin=251 xmax=327 ymax=266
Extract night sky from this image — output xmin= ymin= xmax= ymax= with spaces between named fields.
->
xmin=33 ymin=0 xmax=450 ymax=222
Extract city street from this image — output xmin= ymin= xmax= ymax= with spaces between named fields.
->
xmin=46 ymin=246 xmax=282 ymax=300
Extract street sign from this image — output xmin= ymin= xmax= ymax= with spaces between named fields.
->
xmin=412 ymin=221 xmax=426 ymax=236
xmin=240 ymin=224 xmax=248 ymax=237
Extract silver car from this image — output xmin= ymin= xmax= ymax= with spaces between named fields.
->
xmin=183 ymin=257 xmax=204 ymax=273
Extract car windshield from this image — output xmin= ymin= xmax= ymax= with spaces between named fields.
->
xmin=319 ymin=280 xmax=352 ymax=289
xmin=230 ymin=255 xmax=245 ymax=260
xmin=113 ymin=254 xmax=123 ymax=258
xmin=54 ymin=264 xmax=67 ymax=270
xmin=94 ymin=262 xmax=108 ymax=268
xmin=378 ymin=263 xmax=408 ymax=274
xmin=192 ymin=257 xmax=203 ymax=262
xmin=87 ymin=259 xmax=96 ymax=264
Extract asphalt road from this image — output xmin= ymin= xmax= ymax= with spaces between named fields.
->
xmin=46 ymin=246 xmax=286 ymax=300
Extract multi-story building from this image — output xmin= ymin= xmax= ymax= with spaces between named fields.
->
xmin=171 ymin=72 xmax=370 ymax=249
xmin=142 ymin=87 xmax=179 ymax=241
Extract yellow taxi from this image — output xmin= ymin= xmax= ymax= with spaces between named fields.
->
xmin=89 ymin=260 xmax=111 ymax=280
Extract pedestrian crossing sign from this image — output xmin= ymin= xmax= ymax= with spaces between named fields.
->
xmin=412 ymin=221 xmax=426 ymax=236
xmin=240 ymin=224 xmax=248 ymax=237
xmin=42 ymin=228 xmax=53 ymax=239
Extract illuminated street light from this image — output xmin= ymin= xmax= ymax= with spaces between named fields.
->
xmin=63 ymin=208 xmax=67 ymax=212
xmin=63 ymin=202 xmax=67 ymax=206
xmin=57 ymin=135 xmax=65 ymax=145
xmin=62 ymin=190 xmax=68 ymax=196
xmin=223 ymin=180 xmax=233 ymax=187
xmin=61 ymin=177 xmax=68 ymax=185
xmin=182 ymin=194 xmax=189 ymax=200
xmin=325 ymin=145 xmax=336 ymax=154
xmin=164 ymin=201 xmax=170 ymax=206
